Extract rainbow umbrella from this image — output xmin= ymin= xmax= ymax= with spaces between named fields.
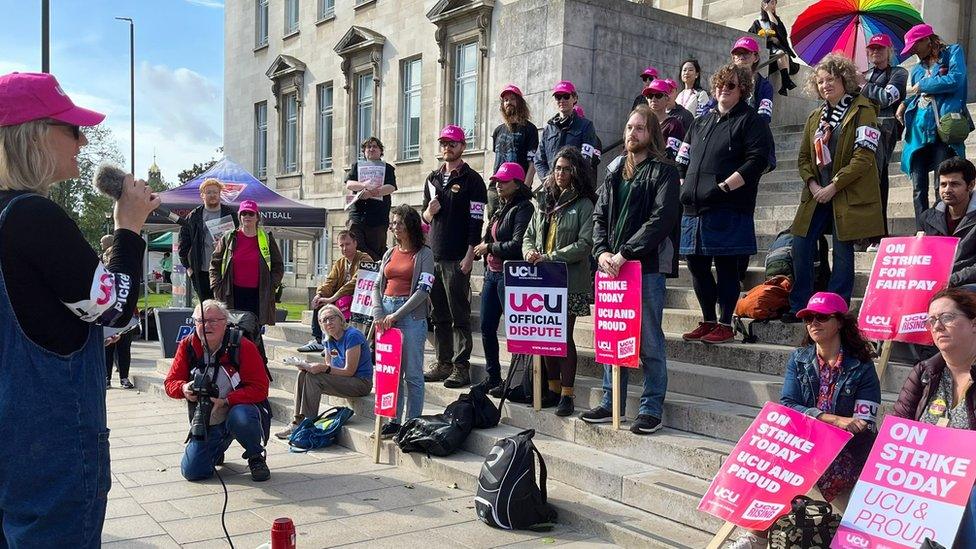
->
xmin=790 ymin=0 xmax=923 ymax=69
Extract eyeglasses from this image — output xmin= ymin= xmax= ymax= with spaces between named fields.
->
xmin=322 ymin=315 xmax=343 ymax=324
xmin=926 ymin=312 xmax=965 ymax=328
xmin=641 ymin=77 xmax=653 ymax=83
xmin=646 ymin=93 xmax=667 ymax=100
xmin=193 ymin=318 xmax=226 ymax=326
xmin=803 ymin=313 xmax=836 ymax=325
xmin=718 ymin=82 xmax=739 ymax=92
xmin=553 ymin=165 xmax=575 ymax=174
xmin=439 ymin=141 xmax=461 ymax=149
xmin=46 ymin=121 xmax=81 ymax=140
xmin=553 ymin=93 xmax=572 ymax=101
xmin=240 ymin=211 xmax=257 ymax=217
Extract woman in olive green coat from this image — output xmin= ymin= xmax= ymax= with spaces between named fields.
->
xmin=787 ymin=53 xmax=885 ymax=319
xmin=523 ymin=146 xmax=596 ymax=416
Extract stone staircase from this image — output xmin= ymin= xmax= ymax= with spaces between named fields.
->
xmin=133 ymin=104 xmax=976 ymax=547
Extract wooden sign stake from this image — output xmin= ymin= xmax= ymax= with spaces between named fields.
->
xmin=612 ymin=366 xmax=621 ymax=430
xmin=373 ymin=415 xmax=382 ymax=464
xmin=533 ymin=355 xmax=543 ymax=411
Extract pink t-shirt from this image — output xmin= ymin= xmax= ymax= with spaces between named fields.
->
xmin=486 ymin=220 xmax=503 ymax=272
xmin=231 ymin=231 xmax=260 ymax=288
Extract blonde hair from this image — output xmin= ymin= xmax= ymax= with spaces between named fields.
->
xmin=0 ymin=120 xmax=57 ymax=196
xmin=806 ymin=53 xmax=861 ymax=99
xmin=318 ymin=304 xmax=348 ymax=337
xmin=199 ymin=178 xmax=223 ymax=194
xmin=622 ymin=105 xmax=666 ymax=179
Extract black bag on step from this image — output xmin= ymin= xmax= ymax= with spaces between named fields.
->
xmin=475 ymin=429 xmax=557 ymax=531
xmin=393 ymin=394 xmax=475 ymax=457
xmin=767 ymin=495 xmax=840 ymax=549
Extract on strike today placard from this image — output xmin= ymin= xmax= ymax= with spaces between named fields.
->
xmin=833 ymin=417 xmax=976 ymax=548
xmin=503 ymin=261 xmax=568 ymax=357
xmin=373 ymin=328 xmax=403 ymax=418
xmin=698 ymin=403 xmax=852 ymax=530
xmin=593 ymin=260 xmax=642 ymax=367
xmin=858 ymin=236 xmax=958 ymax=345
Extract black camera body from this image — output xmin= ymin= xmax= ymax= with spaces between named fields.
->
xmin=189 ymin=367 xmax=219 ymax=440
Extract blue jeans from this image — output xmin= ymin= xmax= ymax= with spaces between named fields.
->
xmin=181 ymin=404 xmax=265 ymax=481
xmin=909 ymin=142 xmax=954 ymax=230
xmin=956 ymin=487 xmax=976 ymax=547
xmin=600 ymin=273 xmax=668 ymax=419
xmin=790 ymin=203 xmax=855 ymax=313
xmin=480 ymin=270 xmax=505 ymax=384
xmin=382 ymin=296 xmax=427 ymax=422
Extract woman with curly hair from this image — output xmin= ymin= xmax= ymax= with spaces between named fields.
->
xmin=730 ymin=291 xmax=880 ymax=549
xmin=784 ymin=53 xmax=885 ymax=322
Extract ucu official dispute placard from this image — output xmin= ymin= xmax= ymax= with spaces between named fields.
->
xmin=832 ymin=417 xmax=976 ymax=549
xmin=593 ymin=260 xmax=641 ymax=368
xmin=698 ymin=403 xmax=852 ymax=530
xmin=858 ymin=236 xmax=958 ymax=345
xmin=503 ymin=261 xmax=568 ymax=357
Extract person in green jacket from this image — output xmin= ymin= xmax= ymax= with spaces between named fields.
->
xmin=523 ymin=146 xmax=596 ymax=416
xmin=159 ymin=251 xmax=173 ymax=284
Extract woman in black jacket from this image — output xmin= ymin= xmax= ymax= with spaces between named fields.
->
xmin=677 ymin=64 xmax=772 ymax=345
xmin=748 ymin=0 xmax=799 ymax=96
xmin=474 ymin=162 xmax=535 ymax=390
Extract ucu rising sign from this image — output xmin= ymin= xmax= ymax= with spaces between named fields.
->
xmin=509 ymin=293 xmax=563 ymax=313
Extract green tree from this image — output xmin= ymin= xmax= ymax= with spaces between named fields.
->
xmin=177 ymin=147 xmax=224 ymax=183
xmin=48 ymin=125 xmax=125 ymax=247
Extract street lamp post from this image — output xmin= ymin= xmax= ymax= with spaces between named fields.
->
xmin=41 ymin=0 xmax=50 ymax=72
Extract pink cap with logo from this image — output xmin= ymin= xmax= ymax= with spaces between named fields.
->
xmin=867 ymin=34 xmax=893 ymax=49
xmin=552 ymin=80 xmax=576 ymax=95
xmin=238 ymin=199 xmax=259 ymax=214
xmin=662 ymin=78 xmax=678 ymax=93
xmin=438 ymin=125 xmax=466 ymax=142
xmin=902 ymin=23 xmax=935 ymax=56
xmin=731 ymin=36 xmax=760 ymax=54
xmin=573 ymin=104 xmax=585 ymax=118
xmin=640 ymin=66 xmax=659 ymax=79
xmin=500 ymin=84 xmax=523 ymax=98
xmin=490 ymin=162 xmax=526 ymax=183
xmin=0 ymin=72 xmax=106 ymax=127
xmin=797 ymin=292 xmax=849 ymax=319
xmin=642 ymin=79 xmax=672 ymax=97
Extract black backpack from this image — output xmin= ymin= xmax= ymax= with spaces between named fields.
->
xmin=394 ymin=395 xmax=475 ymax=457
xmin=767 ymin=495 xmax=840 ymax=549
xmin=475 ymin=429 xmax=557 ymax=531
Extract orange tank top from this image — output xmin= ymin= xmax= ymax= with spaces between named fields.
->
xmin=384 ymin=247 xmax=416 ymax=297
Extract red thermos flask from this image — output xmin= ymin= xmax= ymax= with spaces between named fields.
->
xmin=271 ymin=517 xmax=296 ymax=549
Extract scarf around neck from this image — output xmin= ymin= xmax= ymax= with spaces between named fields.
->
xmin=814 ymin=94 xmax=854 ymax=168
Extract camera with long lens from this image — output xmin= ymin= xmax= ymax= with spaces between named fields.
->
xmin=189 ymin=367 xmax=219 ymax=440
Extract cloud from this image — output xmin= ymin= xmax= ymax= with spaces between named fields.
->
xmin=0 ymin=59 xmax=32 ymax=75
xmin=140 ymin=62 xmax=221 ymax=144
xmin=185 ymin=0 xmax=224 ymax=8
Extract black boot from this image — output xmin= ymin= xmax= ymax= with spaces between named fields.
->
xmin=779 ymin=68 xmax=796 ymax=96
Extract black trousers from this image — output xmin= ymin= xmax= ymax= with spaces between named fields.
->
xmin=429 ymin=260 xmax=472 ymax=366
xmin=687 ymin=254 xmax=744 ymax=325
xmin=105 ymin=331 xmax=133 ymax=380
xmin=349 ymin=222 xmax=389 ymax=261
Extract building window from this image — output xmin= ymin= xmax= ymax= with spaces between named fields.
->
xmin=316 ymin=84 xmax=334 ymax=170
xmin=400 ymin=58 xmax=422 ymax=160
xmin=285 ymin=0 xmax=300 ymax=35
xmin=254 ymin=102 xmax=268 ymax=178
xmin=281 ymin=92 xmax=299 ymax=174
xmin=356 ymin=73 xmax=374 ymax=158
xmin=279 ymin=239 xmax=295 ymax=274
xmin=318 ymin=0 xmax=334 ymax=19
xmin=255 ymin=0 xmax=269 ymax=47
xmin=454 ymin=42 xmax=478 ymax=146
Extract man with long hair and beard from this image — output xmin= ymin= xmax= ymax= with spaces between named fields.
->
xmin=584 ymin=105 xmax=681 ymax=435
xmin=489 ymin=85 xmax=538 ymax=219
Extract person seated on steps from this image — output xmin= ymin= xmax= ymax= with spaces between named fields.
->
xmin=164 ymin=299 xmax=272 ymax=482
xmin=277 ymin=304 xmax=374 ymax=440
xmin=920 ymin=158 xmax=976 ymax=292
xmin=728 ymin=292 xmax=880 ymax=549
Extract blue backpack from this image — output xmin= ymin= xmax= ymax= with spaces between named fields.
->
xmin=288 ymin=406 xmax=354 ymax=452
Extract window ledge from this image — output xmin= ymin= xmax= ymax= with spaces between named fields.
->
xmin=313 ymin=168 xmax=334 ymax=175
xmin=461 ymin=148 xmax=486 ymax=158
xmin=315 ymin=13 xmax=335 ymax=26
xmin=354 ymin=0 xmax=377 ymax=10
xmin=395 ymin=157 xmax=422 ymax=165
xmin=283 ymin=30 xmax=300 ymax=41
xmin=254 ymin=42 xmax=269 ymax=53
xmin=277 ymin=172 xmax=303 ymax=179
xmin=257 ymin=175 xmax=268 ymax=183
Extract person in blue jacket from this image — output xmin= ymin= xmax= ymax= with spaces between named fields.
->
xmin=897 ymin=23 xmax=970 ymax=228
xmin=534 ymin=80 xmax=601 ymax=188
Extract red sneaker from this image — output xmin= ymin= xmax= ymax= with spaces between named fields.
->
xmin=682 ymin=321 xmax=718 ymax=342
xmin=701 ymin=323 xmax=735 ymax=344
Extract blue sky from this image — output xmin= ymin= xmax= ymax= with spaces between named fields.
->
xmin=1 ymin=0 xmax=225 ymax=182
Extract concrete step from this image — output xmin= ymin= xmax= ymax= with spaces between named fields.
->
xmin=759 ymin=168 xmax=912 ymax=187
xmin=754 ymin=185 xmax=913 ymax=207
xmin=754 ymin=200 xmax=915 ymax=222
xmin=130 ymin=369 xmax=719 ymax=545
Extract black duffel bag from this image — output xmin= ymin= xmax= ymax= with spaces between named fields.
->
xmin=394 ymin=393 xmax=475 ymax=457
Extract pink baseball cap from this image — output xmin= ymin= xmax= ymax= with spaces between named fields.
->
xmin=867 ymin=34 xmax=893 ymax=49
xmin=238 ymin=200 xmax=259 ymax=214
xmin=0 ymin=72 xmax=105 ymax=127
xmin=640 ymin=66 xmax=659 ymax=79
xmin=438 ymin=125 xmax=466 ymax=142
xmin=552 ymin=80 xmax=576 ymax=95
xmin=662 ymin=78 xmax=678 ymax=93
xmin=500 ymin=84 xmax=523 ymax=98
xmin=731 ymin=36 xmax=760 ymax=54
xmin=796 ymin=292 xmax=849 ymax=319
xmin=490 ymin=162 xmax=526 ymax=184
xmin=642 ymin=79 xmax=672 ymax=97
xmin=902 ymin=24 xmax=935 ymax=56
xmin=573 ymin=104 xmax=585 ymax=118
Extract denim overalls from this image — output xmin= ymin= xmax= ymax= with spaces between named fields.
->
xmin=0 ymin=194 xmax=110 ymax=547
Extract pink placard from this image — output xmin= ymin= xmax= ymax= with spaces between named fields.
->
xmin=698 ymin=402 xmax=853 ymax=530
xmin=858 ymin=236 xmax=958 ymax=345
xmin=373 ymin=328 xmax=402 ymax=418
xmin=593 ymin=261 xmax=642 ymax=368
xmin=832 ymin=416 xmax=976 ymax=548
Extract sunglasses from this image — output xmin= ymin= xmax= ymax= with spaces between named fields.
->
xmin=240 ymin=211 xmax=257 ymax=217
xmin=439 ymin=141 xmax=461 ymax=149
xmin=46 ymin=121 xmax=81 ymax=140
xmin=553 ymin=93 xmax=572 ymax=101
xmin=803 ymin=313 xmax=836 ymax=325
xmin=646 ymin=93 xmax=667 ymax=100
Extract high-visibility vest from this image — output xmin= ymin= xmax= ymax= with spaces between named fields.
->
xmin=221 ymin=229 xmax=272 ymax=275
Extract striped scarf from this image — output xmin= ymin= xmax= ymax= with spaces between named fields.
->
xmin=814 ymin=94 xmax=854 ymax=168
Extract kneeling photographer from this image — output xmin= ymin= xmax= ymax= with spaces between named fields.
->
xmin=164 ymin=300 xmax=272 ymax=482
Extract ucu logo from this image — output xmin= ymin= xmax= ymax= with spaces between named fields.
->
xmin=864 ymin=315 xmax=891 ymax=326
xmin=508 ymin=265 xmax=537 ymax=278
xmin=844 ymin=533 xmax=870 ymax=547
xmin=712 ymin=487 xmax=739 ymax=504
xmin=509 ymin=293 xmax=563 ymax=313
